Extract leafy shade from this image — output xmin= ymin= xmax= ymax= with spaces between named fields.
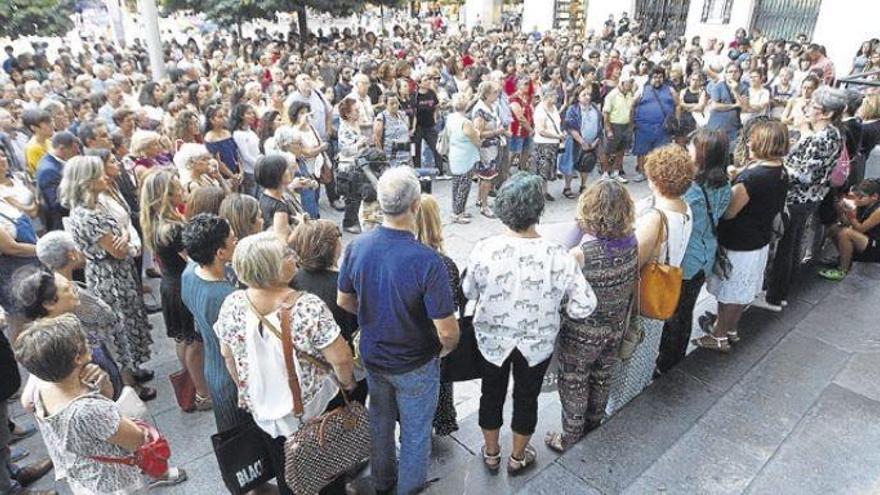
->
xmin=0 ymin=0 xmax=76 ymax=39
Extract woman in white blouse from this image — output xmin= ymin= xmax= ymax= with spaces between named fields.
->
xmin=463 ymin=172 xmax=596 ymax=475
xmin=530 ymin=86 xmax=566 ymax=201
xmin=230 ymin=103 xmax=261 ymax=196
xmin=740 ymin=68 xmax=771 ymax=125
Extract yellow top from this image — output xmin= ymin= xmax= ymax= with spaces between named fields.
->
xmin=604 ymin=88 xmax=635 ymax=125
xmin=25 ymin=137 xmax=48 ymax=177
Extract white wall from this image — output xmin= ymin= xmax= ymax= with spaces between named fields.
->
xmin=684 ymin=0 xmax=755 ymax=44
xmin=464 ymin=0 xmax=503 ymax=28
xmin=584 ymin=0 xmax=635 ymax=34
xmin=812 ymin=0 xmax=879 ymax=76
xmin=521 ymin=0 xmax=557 ymax=33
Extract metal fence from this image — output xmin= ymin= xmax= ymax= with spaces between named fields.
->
xmin=635 ymin=0 xmax=691 ymax=38
xmin=750 ymin=0 xmax=823 ymax=40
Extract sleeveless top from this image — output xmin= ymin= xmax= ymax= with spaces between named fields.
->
xmin=205 ymin=136 xmax=240 ymax=174
xmin=572 ymin=234 xmax=638 ymax=328
xmin=447 ymin=113 xmax=480 ymax=176
xmin=859 ymin=202 xmax=880 ymax=242
xmin=634 ymin=84 xmax=675 ymax=126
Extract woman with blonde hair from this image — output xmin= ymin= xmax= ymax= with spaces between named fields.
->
xmin=130 ymin=129 xmax=167 ymax=180
xmin=61 ymin=155 xmax=155 ymax=392
xmin=140 ymin=169 xmax=212 ymax=410
xmin=545 ymin=179 xmax=638 ymax=452
xmin=472 ymin=81 xmax=510 ymax=218
xmin=219 ymin=193 xmax=264 ymax=239
xmin=214 ymin=232 xmax=358 ymax=494
xmin=414 ymin=194 xmax=461 ymax=435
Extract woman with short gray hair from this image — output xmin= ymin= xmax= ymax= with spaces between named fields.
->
xmin=61 ymin=156 xmax=154 ymax=390
xmin=462 ymin=172 xmax=596 ymax=474
xmin=175 ymin=142 xmax=229 ymax=194
xmin=446 ymin=92 xmax=482 ymax=223
xmin=214 ymin=231 xmax=358 ymax=494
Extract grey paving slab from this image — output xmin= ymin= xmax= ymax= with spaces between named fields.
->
xmin=156 ymin=452 xmax=228 ymax=495
xmin=556 ymin=369 xmax=718 ymax=494
xmin=735 ymin=333 xmax=849 ymax=407
xmin=152 ymin=404 xmax=217 ymax=468
xmin=794 ymin=293 xmax=880 ymax=354
xmin=745 ymin=384 xmax=880 ymax=495
xmin=622 ymin=422 xmax=765 ymax=495
xmin=789 ymin=265 xmax=838 ymax=305
xmin=677 ymin=307 xmax=788 ymax=394
xmin=832 ymin=352 xmax=880 ymax=403
xmin=518 ymin=463 xmax=603 ymax=495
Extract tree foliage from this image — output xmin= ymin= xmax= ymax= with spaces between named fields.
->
xmin=0 ymin=0 xmax=77 ymax=39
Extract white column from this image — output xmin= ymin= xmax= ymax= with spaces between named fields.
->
xmin=138 ymin=0 xmax=165 ymax=80
xmin=105 ymin=0 xmax=126 ymax=48
xmin=464 ymin=0 xmax=503 ymax=28
xmin=521 ymin=0 xmax=555 ymax=33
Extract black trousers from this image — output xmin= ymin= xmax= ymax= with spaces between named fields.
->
xmin=479 ymin=348 xmax=551 ymax=436
xmin=766 ymin=202 xmax=816 ymax=304
xmin=412 ymin=125 xmax=442 ymax=173
xmin=658 ymin=271 xmax=706 ymax=373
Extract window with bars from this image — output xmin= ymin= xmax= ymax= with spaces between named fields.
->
xmin=700 ymin=0 xmax=734 ymax=23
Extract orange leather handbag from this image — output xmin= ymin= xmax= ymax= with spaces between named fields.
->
xmin=639 ymin=208 xmax=683 ymax=320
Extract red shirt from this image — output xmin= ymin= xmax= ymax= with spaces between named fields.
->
xmin=509 ymin=95 xmax=533 ymax=138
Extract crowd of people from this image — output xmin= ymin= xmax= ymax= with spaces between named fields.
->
xmin=1 ymin=5 xmax=879 ymax=495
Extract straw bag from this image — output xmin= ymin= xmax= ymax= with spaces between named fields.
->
xmin=638 ymin=208 xmax=683 ymax=320
xmin=250 ymin=296 xmax=371 ymax=495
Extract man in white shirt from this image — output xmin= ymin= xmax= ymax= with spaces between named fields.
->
xmin=285 ymin=73 xmax=333 ymax=140
xmin=347 ymin=73 xmax=376 ymax=140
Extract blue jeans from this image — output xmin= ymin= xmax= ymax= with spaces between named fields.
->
xmin=366 ymin=358 xmax=440 ymax=494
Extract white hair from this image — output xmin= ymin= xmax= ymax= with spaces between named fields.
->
xmin=377 ymin=166 xmax=421 ymax=216
xmin=36 ymin=231 xmax=77 ymax=271
xmin=232 ymin=231 xmax=285 ymax=289
xmin=273 ymin=125 xmax=297 ymax=151
xmin=173 ymin=143 xmax=210 ymax=170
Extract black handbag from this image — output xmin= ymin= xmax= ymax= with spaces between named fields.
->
xmin=441 ymin=270 xmax=485 ymax=382
xmin=211 ymin=420 xmax=275 ymax=495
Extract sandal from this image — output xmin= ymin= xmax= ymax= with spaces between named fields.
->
xmin=481 ymin=445 xmax=502 ymax=471
xmin=691 ymin=335 xmax=730 ymax=353
xmin=451 ymin=214 xmax=471 ymax=224
xmin=817 ymin=267 xmax=847 ymax=281
xmin=148 ymin=467 xmax=188 ymax=489
xmin=726 ymin=330 xmax=741 ymax=344
xmin=194 ymin=394 xmax=213 ymax=411
xmin=562 ymin=188 xmax=576 ymax=199
xmin=544 ymin=432 xmax=568 ymax=453
xmin=134 ymin=384 xmax=157 ymax=402
xmin=480 ymin=207 xmax=496 ymax=219
xmin=507 ymin=444 xmax=537 ymax=475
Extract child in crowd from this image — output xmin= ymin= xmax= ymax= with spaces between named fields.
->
xmin=819 ymin=179 xmax=880 ymax=280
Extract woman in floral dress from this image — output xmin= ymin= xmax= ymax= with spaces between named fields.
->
xmin=374 ymin=92 xmax=412 ymax=168
xmin=472 ymin=81 xmax=509 ymax=219
xmin=60 ymin=156 xmax=153 ymax=383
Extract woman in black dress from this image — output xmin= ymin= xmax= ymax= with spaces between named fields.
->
xmin=678 ymin=71 xmax=707 ymax=143
xmin=140 ymin=169 xmax=212 ymax=410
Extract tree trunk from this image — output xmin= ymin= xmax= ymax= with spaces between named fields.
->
xmin=296 ymin=2 xmax=307 ymax=53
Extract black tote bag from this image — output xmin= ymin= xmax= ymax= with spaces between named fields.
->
xmin=211 ymin=420 xmax=275 ymax=494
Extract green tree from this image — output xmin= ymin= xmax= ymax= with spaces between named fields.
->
xmin=0 ymin=0 xmax=76 ymax=39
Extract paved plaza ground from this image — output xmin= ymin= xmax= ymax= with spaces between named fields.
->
xmin=13 ymin=153 xmax=880 ymax=494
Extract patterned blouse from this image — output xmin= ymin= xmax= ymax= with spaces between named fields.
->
xmin=784 ymin=125 xmax=843 ymax=205
xmin=34 ymin=392 xmax=144 ymax=494
xmin=462 ymin=236 xmax=597 ymax=367
xmin=214 ymin=291 xmax=341 ymax=435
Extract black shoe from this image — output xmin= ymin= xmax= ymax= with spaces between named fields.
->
xmin=145 ymin=299 xmax=162 ymax=314
xmin=131 ymin=368 xmax=155 ymax=383
xmin=135 ymin=385 xmax=157 ymax=401
xmin=544 ymin=193 xmax=555 ymax=202
xmin=145 ymin=268 xmax=161 ymax=279
xmin=12 ymin=458 xmax=53 ymax=486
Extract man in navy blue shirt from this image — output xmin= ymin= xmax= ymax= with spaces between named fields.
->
xmin=338 ymin=166 xmax=458 ymax=494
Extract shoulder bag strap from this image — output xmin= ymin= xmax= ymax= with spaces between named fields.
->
xmin=699 ymin=185 xmax=719 ymax=238
xmin=648 ymin=86 xmax=671 ymax=121
xmin=651 ymin=206 xmax=670 ymax=264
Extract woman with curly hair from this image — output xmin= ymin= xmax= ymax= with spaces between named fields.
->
xmin=606 ymin=144 xmax=694 ymax=415
xmin=545 ymin=179 xmax=638 ymax=452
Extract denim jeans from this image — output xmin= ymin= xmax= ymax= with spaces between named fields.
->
xmin=366 ymin=358 xmax=440 ymax=495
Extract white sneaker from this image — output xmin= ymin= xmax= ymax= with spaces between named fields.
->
xmin=632 ymin=172 xmax=647 ymax=183
xmin=750 ymin=292 xmax=783 ymax=312
xmin=611 ymin=171 xmax=628 ymax=184
xmin=600 ymin=172 xmax=611 ymax=181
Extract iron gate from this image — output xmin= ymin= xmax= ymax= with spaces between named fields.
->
xmin=635 ymin=0 xmax=691 ymax=38
xmin=750 ymin=0 xmax=823 ymax=41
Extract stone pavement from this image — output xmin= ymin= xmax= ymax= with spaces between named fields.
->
xmin=13 ymin=153 xmax=880 ymax=494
